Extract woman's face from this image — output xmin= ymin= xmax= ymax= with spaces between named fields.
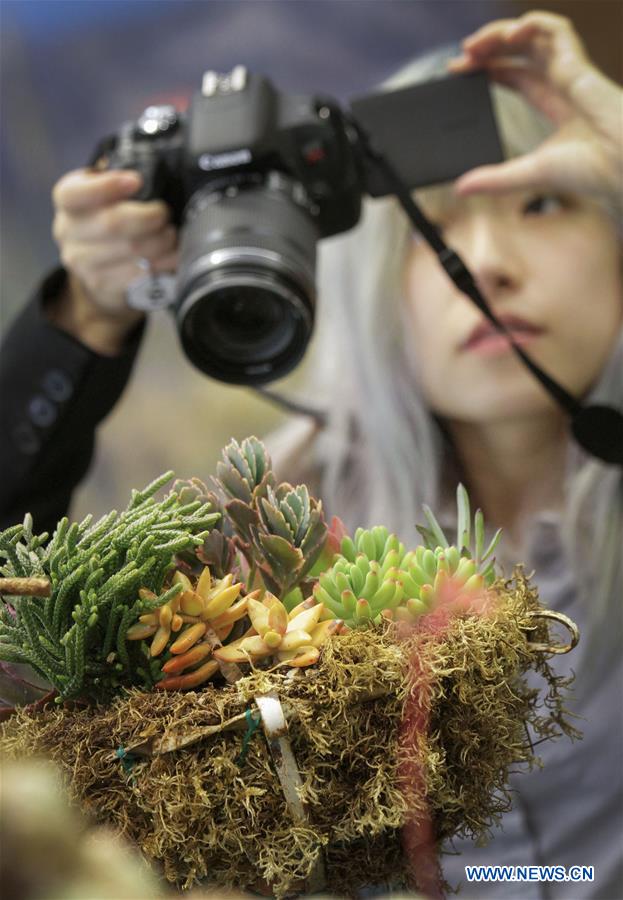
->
xmin=404 ymin=189 xmax=623 ymax=424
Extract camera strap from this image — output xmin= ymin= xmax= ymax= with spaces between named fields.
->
xmin=351 ymin=118 xmax=623 ymax=466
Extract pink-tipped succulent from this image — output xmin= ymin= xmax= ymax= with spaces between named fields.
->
xmin=316 ymin=485 xmax=502 ymax=627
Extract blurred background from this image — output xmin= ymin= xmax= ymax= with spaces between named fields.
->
xmin=1 ymin=0 xmax=621 ymax=523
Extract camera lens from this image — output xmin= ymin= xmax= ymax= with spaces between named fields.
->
xmin=174 ymin=177 xmax=318 ymax=384
xmin=210 ymin=285 xmax=292 ymax=358
xmin=179 ymin=271 xmax=311 ymax=382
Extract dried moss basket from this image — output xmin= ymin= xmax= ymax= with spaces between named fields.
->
xmin=0 ymin=572 xmax=577 ymax=899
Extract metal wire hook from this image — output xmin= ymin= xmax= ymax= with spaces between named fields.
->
xmin=525 ymin=610 xmax=579 ymax=655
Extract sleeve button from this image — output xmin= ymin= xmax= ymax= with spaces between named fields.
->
xmin=28 ymin=395 xmax=57 ymax=428
xmin=42 ymin=369 xmax=73 ymax=402
xmin=12 ymin=421 xmax=41 ymax=455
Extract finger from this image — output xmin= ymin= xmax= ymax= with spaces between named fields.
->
xmin=53 ymin=168 xmax=143 ymax=213
xmin=53 ymin=200 xmax=170 ymax=242
xmin=454 ymin=154 xmax=552 ymax=197
xmin=131 ymin=225 xmax=178 ymax=261
xmin=151 ymin=249 xmax=179 ymax=274
xmin=461 ymin=19 xmax=518 ymax=48
xmin=455 ymin=132 xmax=605 ymax=201
xmin=462 ymin=12 xmax=589 ymax=83
xmin=60 ymin=237 xmax=138 ymax=274
xmin=61 ymin=226 xmax=178 ymax=275
xmin=462 ymin=12 xmax=576 ymax=56
xmin=461 ymin=18 xmax=527 ymax=56
xmin=447 ymin=54 xmax=480 ymax=73
xmin=485 ymin=61 xmax=575 ymax=124
xmin=507 ymin=11 xmax=584 ymax=55
xmin=505 ymin=14 xmax=590 ymax=85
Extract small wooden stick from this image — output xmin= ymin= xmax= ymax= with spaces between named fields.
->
xmin=254 ymin=690 xmax=326 ymax=893
xmin=0 ymin=577 xmax=51 ymax=597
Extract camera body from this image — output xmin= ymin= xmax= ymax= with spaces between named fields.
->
xmin=113 ymin=67 xmax=363 ymax=236
xmin=108 ymin=67 xmax=366 ymax=383
xmin=105 ymin=66 xmax=502 ymax=384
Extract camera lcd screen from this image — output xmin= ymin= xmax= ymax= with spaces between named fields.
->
xmin=350 ymin=71 xmax=504 ymax=195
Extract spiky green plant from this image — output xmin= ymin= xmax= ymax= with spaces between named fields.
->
xmin=0 ymin=473 xmax=220 ymax=701
xmin=416 ymin=484 xmax=502 ymax=586
xmin=169 ymin=477 xmax=238 ymax=581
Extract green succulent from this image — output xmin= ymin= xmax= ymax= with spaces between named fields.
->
xmin=416 ymin=484 xmax=502 ymax=587
xmin=340 ymin=525 xmax=408 ymax=570
xmin=313 ymin=526 xmax=407 ymax=626
xmin=315 ymin=486 xmax=502 ymax=628
xmin=215 ymin=436 xmax=275 ymax=506
xmin=252 ymin=483 xmax=328 ymax=596
xmin=0 ymin=473 xmax=219 ymax=701
xmin=214 ymin=437 xmax=328 ymax=598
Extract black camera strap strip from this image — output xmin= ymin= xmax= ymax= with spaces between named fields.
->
xmin=350 ymin=117 xmax=623 ymax=466
xmin=253 ymin=386 xmax=328 ymax=426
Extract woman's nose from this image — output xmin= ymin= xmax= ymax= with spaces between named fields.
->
xmin=454 ymin=214 xmax=523 ymax=301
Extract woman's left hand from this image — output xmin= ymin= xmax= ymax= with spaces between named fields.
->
xmin=449 ymin=11 xmax=623 ymax=222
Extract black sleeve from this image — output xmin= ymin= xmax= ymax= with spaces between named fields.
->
xmin=0 ymin=269 xmax=145 ymax=535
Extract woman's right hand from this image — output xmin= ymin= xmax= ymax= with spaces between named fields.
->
xmin=50 ymin=168 xmax=179 ymax=354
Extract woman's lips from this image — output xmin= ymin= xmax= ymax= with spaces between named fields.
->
xmin=461 ymin=315 xmax=544 ymax=356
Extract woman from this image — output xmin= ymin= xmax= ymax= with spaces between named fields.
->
xmin=269 ymin=14 xmax=623 ymax=898
xmin=1 ymin=11 xmax=621 ymax=898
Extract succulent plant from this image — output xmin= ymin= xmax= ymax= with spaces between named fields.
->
xmin=417 ymin=484 xmax=502 ymax=586
xmin=195 ymin=529 xmax=238 ymax=581
xmin=214 ymin=437 xmax=328 ymax=598
xmin=313 ymin=527 xmax=407 ymax=627
xmin=214 ymin=593 xmax=343 ymax=668
xmin=0 ymin=474 xmax=220 ymax=701
xmin=171 ymin=476 xmax=222 ymax=514
xmin=215 ymin=436 xmax=275 ymax=506
xmin=126 ymin=565 xmax=251 ymax=690
xmin=316 ymin=486 xmax=501 ymax=628
xmin=170 ymin=477 xmax=239 ymax=581
xmin=250 ymin=483 xmax=328 ymax=596
xmin=0 ymin=428 xmax=505 ymax=699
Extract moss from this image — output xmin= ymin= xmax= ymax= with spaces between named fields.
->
xmin=0 ymin=570 xmax=576 ymax=898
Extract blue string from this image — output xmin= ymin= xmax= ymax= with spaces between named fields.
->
xmin=237 ymin=708 xmax=262 ymax=766
xmin=116 ymin=745 xmax=137 ymax=781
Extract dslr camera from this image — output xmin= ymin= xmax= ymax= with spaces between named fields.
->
xmin=105 ymin=65 xmax=501 ymax=384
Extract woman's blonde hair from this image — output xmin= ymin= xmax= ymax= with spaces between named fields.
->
xmin=301 ymin=46 xmax=623 ymax=620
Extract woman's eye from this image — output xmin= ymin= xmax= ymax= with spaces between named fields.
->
xmin=522 ymin=194 xmax=565 ymax=216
